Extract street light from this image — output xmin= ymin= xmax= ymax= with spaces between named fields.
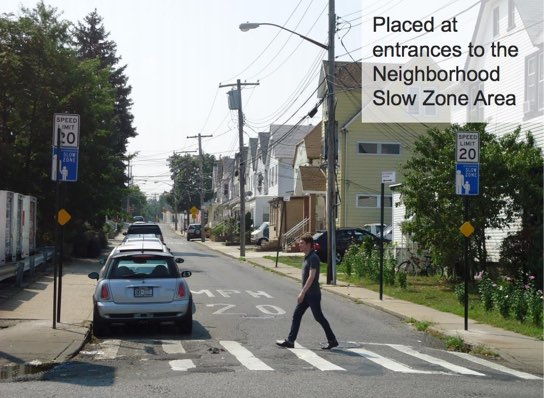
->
xmin=239 ymin=0 xmax=337 ymax=284
xmin=239 ymin=22 xmax=328 ymax=50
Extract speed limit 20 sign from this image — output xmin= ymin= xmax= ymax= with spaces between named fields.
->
xmin=456 ymin=131 xmax=479 ymax=163
xmin=53 ymin=113 xmax=80 ymax=148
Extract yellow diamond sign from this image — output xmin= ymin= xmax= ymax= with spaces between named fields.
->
xmin=460 ymin=221 xmax=474 ymax=237
xmin=190 ymin=206 xmax=198 ymax=218
xmin=57 ymin=209 xmax=71 ymax=226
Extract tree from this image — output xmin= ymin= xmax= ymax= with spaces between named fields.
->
xmin=168 ymin=153 xmax=216 ymax=212
xmin=400 ymin=124 xmax=543 ymax=279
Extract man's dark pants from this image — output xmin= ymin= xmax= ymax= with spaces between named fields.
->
xmin=287 ymin=292 xmax=336 ymax=343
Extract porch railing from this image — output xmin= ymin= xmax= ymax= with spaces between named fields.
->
xmin=282 ymin=218 xmax=310 ymax=250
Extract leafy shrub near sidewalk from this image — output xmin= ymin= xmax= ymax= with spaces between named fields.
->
xmin=340 ymin=243 xmax=397 ymax=286
xmin=476 ymin=271 xmax=543 ymax=326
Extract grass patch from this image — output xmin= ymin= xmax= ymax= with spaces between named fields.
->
xmin=445 ymin=336 xmax=469 ymax=352
xmin=270 ymin=256 xmax=544 ymax=339
xmin=471 ymin=345 xmax=499 ymax=358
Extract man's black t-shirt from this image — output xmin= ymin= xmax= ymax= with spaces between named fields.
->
xmin=302 ymin=250 xmax=321 ymax=295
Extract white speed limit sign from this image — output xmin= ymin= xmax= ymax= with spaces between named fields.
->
xmin=53 ymin=113 xmax=80 ymax=148
xmin=456 ymin=131 xmax=479 ymax=163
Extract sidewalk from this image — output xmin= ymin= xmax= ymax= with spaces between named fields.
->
xmin=0 ymin=231 xmax=541 ymax=378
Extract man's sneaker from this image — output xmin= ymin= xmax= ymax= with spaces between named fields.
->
xmin=276 ymin=339 xmax=294 ymax=348
xmin=322 ymin=340 xmax=339 ymax=350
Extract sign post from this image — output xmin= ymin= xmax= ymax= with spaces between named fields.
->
xmin=456 ymin=131 xmax=480 ymax=331
xmin=52 ymin=114 xmax=80 ymax=328
xmin=379 ymin=172 xmax=396 ymax=300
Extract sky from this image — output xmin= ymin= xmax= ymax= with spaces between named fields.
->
xmin=2 ymin=0 xmax=479 ymax=197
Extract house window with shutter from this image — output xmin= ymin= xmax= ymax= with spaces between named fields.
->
xmin=357 ymin=142 xmax=400 ymax=155
xmin=356 ymin=194 xmax=392 ymax=208
xmin=524 ymin=49 xmax=544 ymax=118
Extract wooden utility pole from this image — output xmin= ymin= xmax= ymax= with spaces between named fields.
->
xmin=187 ymin=134 xmax=212 ymax=241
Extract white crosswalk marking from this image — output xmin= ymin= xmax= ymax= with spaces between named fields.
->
xmin=289 ymin=343 xmax=346 ymax=371
xmin=347 ymin=348 xmax=445 ymax=374
xmin=450 ymin=352 xmax=542 ymax=380
xmin=95 ymin=339 xmax=121 ymax=360
xmin=161 ymin=340 xmax=186 ymax=354
xmin=219 ymin=340 xmax=273 ymax=370
xmin=169 ymin=359 xmax=196 ymax=371
xmin=388 ymin=344 xmax=485 ymax=376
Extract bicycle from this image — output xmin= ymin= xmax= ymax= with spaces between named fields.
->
xmin=396 ymin=249 xmax=440 ymax=276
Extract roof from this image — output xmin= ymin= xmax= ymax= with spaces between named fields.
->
xmin=304 ymin=124 xmax=322 ymax=160
xmin=258 ymin=132 xmax=270 ymax=161
xmin=299 ymin=166 xmax=326 ymax=192
xmin=269 ymin=124 xmax=313 ymax=160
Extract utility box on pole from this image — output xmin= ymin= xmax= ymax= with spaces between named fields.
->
xmin=0 ymin=191 xmax=15 ymax=264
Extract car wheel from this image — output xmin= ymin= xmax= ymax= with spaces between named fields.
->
xmin=93 ymin=306 xmax=109 ymax=337
xmin=335 ymin=251 xmax=342 ymax=264
xmin=257 ymin=238 xmax=265 ymax=246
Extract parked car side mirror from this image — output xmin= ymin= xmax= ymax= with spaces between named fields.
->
xmin=181 ymin=270 xmax=192 ymax=278
xmin=88 ymin=272 xmax=99 ymax=280
xmin=175 ymin=257 xmax=185 ymax=263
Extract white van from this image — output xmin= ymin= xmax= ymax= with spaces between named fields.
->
xmin=250 ymin=222 xmax=269 ymax=245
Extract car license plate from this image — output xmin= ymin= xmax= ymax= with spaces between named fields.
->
xmin=134 ymin=287 xmax=153 ymax=297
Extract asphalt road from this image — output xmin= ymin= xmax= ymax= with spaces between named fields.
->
xmin=2 ymin=228 xmax=542 ymax=398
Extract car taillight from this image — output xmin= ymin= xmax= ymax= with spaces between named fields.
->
xmin=100 ymin=283 xmax=111 ymax=300
xmin=177 ymin=283 xmax=186 ymax=298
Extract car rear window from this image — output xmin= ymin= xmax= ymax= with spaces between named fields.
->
xmin=109 ymin=256 xmax=175 ymax=279
xmin=127 ymin=225 xmax=162 ymax=235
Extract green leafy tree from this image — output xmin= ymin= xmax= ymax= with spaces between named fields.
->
xmin=400 ymin=124 xmax=543 ymax=279
xmin=168 ymin=153 xmax=216 ymax=212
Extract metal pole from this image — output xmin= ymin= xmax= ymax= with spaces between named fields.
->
xmin=464 ymin=196 xmax=469 ymax=331
xmin=380 ymin=182 xmax=384 ymax=300
xmin=53 ymin=128 xmax=61 ymax=329
xmin=237 ymin=79 xmax=246 ymax=257
xmin=326 ymin=0 xmax=336 ymax=284
xmin=275 ymin=201 xmax=285 ymax=268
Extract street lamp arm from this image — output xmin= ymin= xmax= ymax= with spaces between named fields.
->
xmin=239 ymin=22 xmax=328 ymax=50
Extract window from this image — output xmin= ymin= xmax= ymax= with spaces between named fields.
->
xmin=358 ymin=143 xmax=378 ymax=154
xmin=356 ymin=194 xmax=392 ymax=208
xmin=507 ymin=0 xmax=515 ymax=30
xmin=357 ymin=142 xmax=401 ymax=155
xmin=493 ymin=7 xmax=500 ymax=37
xmin=525 ymin=49 xmax=544 ymax=116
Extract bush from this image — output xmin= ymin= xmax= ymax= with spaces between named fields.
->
xmin=476 ymin=272 xmax=494 ymax=311
xmin=492 ymin=278 xmax=513 ymax=319
xmin=454 ymin=283 xmax=465 ymax=304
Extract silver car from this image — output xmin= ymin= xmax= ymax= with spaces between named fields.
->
xmin=88 ymin=242 xmax=193 ymax=336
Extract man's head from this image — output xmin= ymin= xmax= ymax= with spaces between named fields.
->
xmin=298 ymin=232 xmax=314 ymax=252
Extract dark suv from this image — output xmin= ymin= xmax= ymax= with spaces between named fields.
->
xmin=124 ymin=222 xmax=164 ymax=243
xmin=312 ymin=228 xmax=379 ymax=263
xmin=186 ymin=224 xmax=202 ymax=241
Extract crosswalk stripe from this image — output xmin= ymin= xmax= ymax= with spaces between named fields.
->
xmin=219 ymin=340 xmax=273 ymax=371
xmin=169 ymin=359 xmax=196 ymax=371
xmin=449 ymin=352 xmax=542 ymax=380
xmin=347 ymin=348 xmax=444 ymax=374
xmin=162 ymin=340 xmax=186 ymax=354
xmin=95 ymin=339 xmax=121 ymax=360
xmin=388 ymin=344 xmax=485 ymax=376
xmin=288 ymin=343 xmax=346 ymax=371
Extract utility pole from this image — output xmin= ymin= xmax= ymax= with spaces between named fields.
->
xmin=172 ymin=150 xmax=196 ymax=231
xmin=187 ymin=134 xmax=212 ymax=241
xmin=326 ymin=0 xmax=337 ymax=284
xmin=219 ymin=79 xmax=259 ymax=257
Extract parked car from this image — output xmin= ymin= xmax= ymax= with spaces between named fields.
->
xmin=363 ymin=223 xmax=392 ymax=242
xmin=186 ymin=224 xmax=202 ymax=241
xmin=88 ymin=241 xmax=193 ymax=336
xmin=124 ymin=222 xmax=164 ymax=243
xmin=133 ymin=215 xmax=145 ymax=222
xmin=251 ymin=222 xmax=269 ymax=245
xmin=312 ymin=228 xmax=379 ymax=263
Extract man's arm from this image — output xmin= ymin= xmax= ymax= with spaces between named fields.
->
xmin=298 ymin=268 xmax=317 ymax=303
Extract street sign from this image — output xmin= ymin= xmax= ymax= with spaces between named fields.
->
xmin=190 ymin=206 xmax=198 ymax=218
xmin=460 ymin=221 xmax=474 ymax=237
xmin=51 ymin=147 xmax=79 ymax=182
xmin=455 ymin=163 xmax=479 ymax=195
xmin=57 ymin=209 xmax=71 ymax=226
xmin=456 ymin=131 xmax=479 ymax=163
xmin=381 ymin=171 xmax=396 ymax=183
xmin=53 ymin=113 xmax=80 ymax=148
